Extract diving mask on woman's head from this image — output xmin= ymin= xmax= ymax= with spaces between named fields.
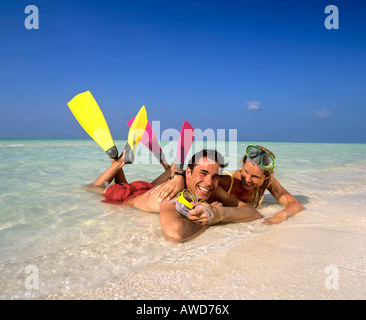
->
xmin=245 ymin=145 xmax=276 ymax=170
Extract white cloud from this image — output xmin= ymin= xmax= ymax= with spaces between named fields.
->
xmin=312 ymin=108 xmax=332 ymax=119
xmin=246 ymin=100 xmax=261 ymax=111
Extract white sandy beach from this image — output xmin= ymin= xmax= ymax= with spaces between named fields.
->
xmin=51 ymin=193 xmax=366 ymax=300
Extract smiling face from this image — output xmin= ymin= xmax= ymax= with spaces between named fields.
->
xmin=240 ymin=159 xmax=268 ymax=191
xmin=185 ymin=157 xmax=221 ymax=201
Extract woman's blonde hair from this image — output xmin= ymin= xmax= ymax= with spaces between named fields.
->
xmin=241 ymin=145 xmax=275 ymax=208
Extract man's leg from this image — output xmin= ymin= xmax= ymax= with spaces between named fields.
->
xmin=111 ymin=159 xmax=128 ymax=184
xmin=150 ymin=163 xmax=176 ymax=186
xmin=92 ymin=151 xmax=127 ymax=186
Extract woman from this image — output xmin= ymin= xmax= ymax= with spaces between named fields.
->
xmin=157 ymin=144 xmax=303 ymax=224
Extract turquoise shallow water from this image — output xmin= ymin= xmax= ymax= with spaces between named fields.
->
xmin=0 ymin=139 xmax=366 ymax=299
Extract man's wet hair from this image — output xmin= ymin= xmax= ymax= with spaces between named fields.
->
xmin=187 ymin=149 xmax=227 ymax=171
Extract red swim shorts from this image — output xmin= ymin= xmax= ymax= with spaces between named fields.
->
xmin=102 ymin=181 xmax=155 ymax=204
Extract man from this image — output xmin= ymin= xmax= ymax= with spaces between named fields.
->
xmin=91 ymin=149 xmax=263 ymax=243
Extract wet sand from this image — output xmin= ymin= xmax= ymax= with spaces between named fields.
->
xmin=52 ymin=193 xmax=366 ymax=300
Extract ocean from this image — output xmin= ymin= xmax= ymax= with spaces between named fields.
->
xmin=0 ymin=139 xmax=365 ymax=299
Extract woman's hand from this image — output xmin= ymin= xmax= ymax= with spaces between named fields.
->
xmin=157 ymin=175 xmax=185 ymax=202
xmin=262 ymin=211 xmax=287 ymax=224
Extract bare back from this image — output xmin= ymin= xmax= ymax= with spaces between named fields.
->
xmin=126 ymin=182 xmax=169 ymax=213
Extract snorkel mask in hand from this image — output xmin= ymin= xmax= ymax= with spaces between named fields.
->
xmin=170 ymin=189 xmax=214 ymax=223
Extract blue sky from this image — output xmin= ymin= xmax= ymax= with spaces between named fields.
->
xmin=0 ymin=0 xmax=365 ymax=143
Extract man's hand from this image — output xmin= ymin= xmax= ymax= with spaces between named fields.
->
xmin=187 ymin=202 xmax=223 ymax=225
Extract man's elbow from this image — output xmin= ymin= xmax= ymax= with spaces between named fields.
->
xmin=166 ymin=234 xmax=185 ymax=243
xmin=163 ymin=230 xmax=185 ymax=243
xmin=161 ymin=219 xmax=206 ymax=243
xmin=239 ymin=203 xmax=263 ymax=221
xmin=161 ymin=221 xmax=186 ymax=243
xmin=255 ymin=211 xmax=264 ymax=220
xmin=298 ymin=202 xmax=304 ymax=212
xmin=247 ymin=208 xmax=263 ymax=221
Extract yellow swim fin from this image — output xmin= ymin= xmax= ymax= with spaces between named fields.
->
xmin=123 ymin=105 xmax=147 ymax=164
xmin=67 ymin=91 xmax=118 ymax=159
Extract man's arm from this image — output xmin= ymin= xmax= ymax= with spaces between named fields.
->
xmin=159 ymin=200 xmax=208 ymax=243
xmin=187 ymin=185 xmax=263 ymax=225
xmin=210 ymin=202 xmax=263 ymax=224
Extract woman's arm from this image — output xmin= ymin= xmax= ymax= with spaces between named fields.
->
xmin=156 ymin=173 xmax=186 ymax=202
xmin=264 ymin=177 xmax=304 ymax=224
